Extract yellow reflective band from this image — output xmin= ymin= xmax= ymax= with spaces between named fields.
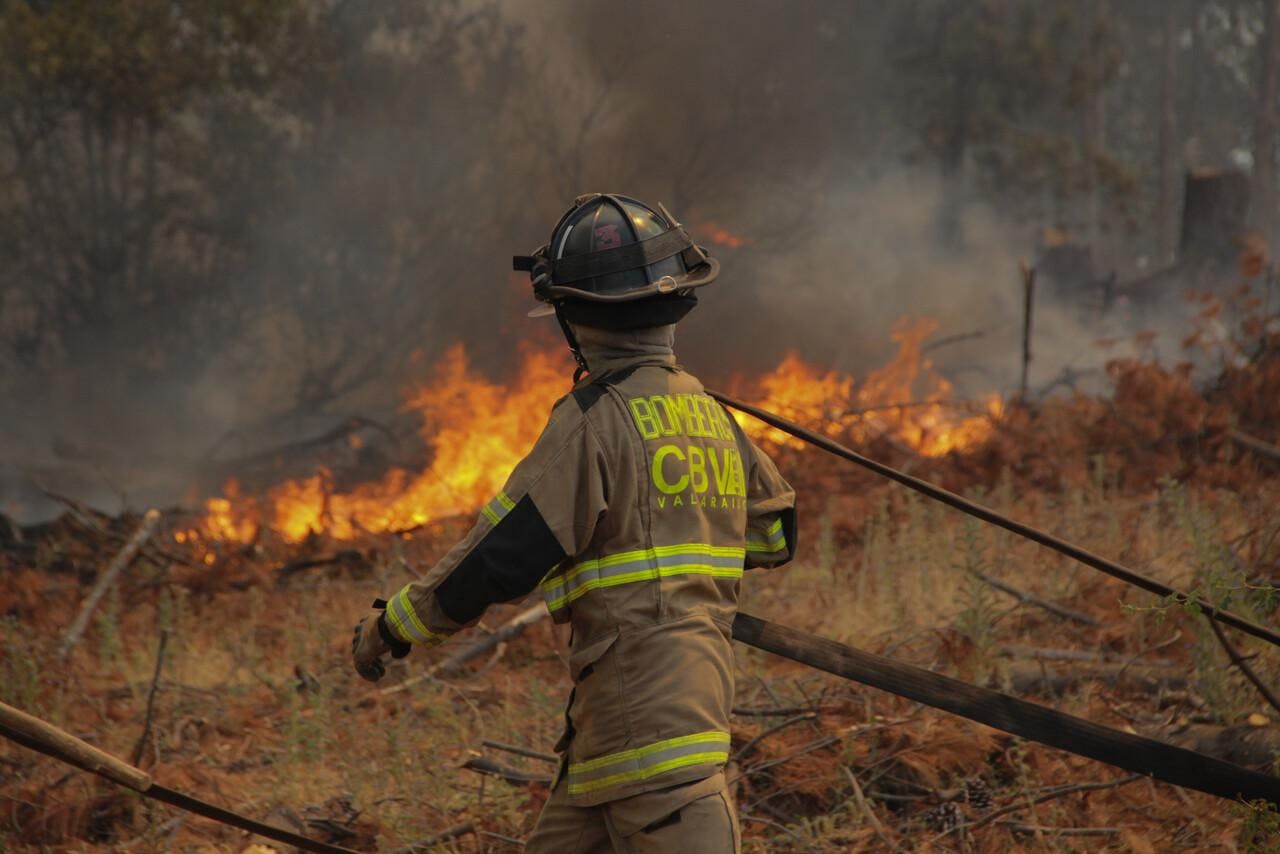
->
xmin=568 ymin=752 xmax=729 ymax=795
xmin=385 ymin=586 xmax=446 ymax=646
xmin=480 ymin=491 xmax=517 ymax=527
xmin=543 ymin=563 xmax=743 ymax=612
xmin=566 ymin=730 xmax=730 ymax=795
xmin=542 ymin=543 xmax=746 ymax=592
xmin=746 ymin=517 xmax=787 ymax=553
xmin=569 ymin=730 xmax=730 ymax=773
xmin=746 ymin=538 xmax=787 ymax=553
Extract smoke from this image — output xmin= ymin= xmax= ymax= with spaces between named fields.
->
xmin=0 ymin=1 xmax=1221 ymax=521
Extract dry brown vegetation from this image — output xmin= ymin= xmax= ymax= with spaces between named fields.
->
xmin=3 ymin=301 xmax=1280 ymax=853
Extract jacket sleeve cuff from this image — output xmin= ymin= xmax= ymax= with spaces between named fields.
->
xmin=382 ymin=585 xmax=451 ymax=647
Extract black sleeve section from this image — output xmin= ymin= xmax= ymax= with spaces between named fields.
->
xmin=433 ymin=495 xmax=568 ymax=624
xmin=570 ymin=364 xmax=642 ymax=412
xmin=571 ymin=382 xmax=609 ymax=412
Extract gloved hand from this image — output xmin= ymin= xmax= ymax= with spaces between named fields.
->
xmin=351 ymin=598 xmax=411 ymax=683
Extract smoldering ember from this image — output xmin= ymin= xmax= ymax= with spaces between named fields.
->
xmin=1 ymin=2 xmax=1280 ymax=852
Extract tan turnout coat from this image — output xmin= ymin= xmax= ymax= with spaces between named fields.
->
xmin=384 ymin=334 xmax=795 ymax=807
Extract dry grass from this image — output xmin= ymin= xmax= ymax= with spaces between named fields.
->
xmin=2 ymin=469 xmax=1278 ymax=852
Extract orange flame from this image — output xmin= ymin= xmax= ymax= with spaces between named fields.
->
xmin=737 ymin=318 xmax=1002 ymax=456
xmin=195 ymin=318 xmax=1000 ymax=543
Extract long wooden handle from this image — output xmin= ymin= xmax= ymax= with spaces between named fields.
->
xmin=732 ymin=612 xmax=1280 ymax=807
xmin=0 ymin=699 xmax=152 ymax=791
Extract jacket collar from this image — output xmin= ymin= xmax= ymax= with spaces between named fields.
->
xmin=571 ymin=324 xmax=677 ymax=381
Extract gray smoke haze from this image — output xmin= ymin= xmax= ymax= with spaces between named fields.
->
xmin=0 ymin=1 xmax=1255 ymax=521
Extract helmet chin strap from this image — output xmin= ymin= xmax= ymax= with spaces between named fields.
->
xmin=553 ymin=304 xmax=589 ymax=383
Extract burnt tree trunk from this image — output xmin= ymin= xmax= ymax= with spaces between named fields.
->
xmin=1081 ymin=0 xmax=1109 ymax=255
xmin=1253 ymin=0 xmax=1280 ymax=248
xmin=1181 ymin=169 xmax=1251 ymax=271
xmin=1156 ymin=4 xmax=1181 ymax=265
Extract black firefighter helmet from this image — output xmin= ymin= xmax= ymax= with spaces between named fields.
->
xmin=513 ymin=193 xmax=719 ymax=332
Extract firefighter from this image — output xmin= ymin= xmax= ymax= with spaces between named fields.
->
xmin=352 ymin=193 xmax=796 ymax=852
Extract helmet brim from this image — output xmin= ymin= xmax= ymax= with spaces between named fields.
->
xmin=537 ymin=257 xmax=719 ymax=304
xmin=527 ymin=257 xmax=718 ymax=318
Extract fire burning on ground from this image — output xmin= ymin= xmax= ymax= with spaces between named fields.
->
xmin=191 ymin=317 xmax=1001 ymax=545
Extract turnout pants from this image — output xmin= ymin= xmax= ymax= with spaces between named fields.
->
xmin=526 ymin=771 xmax=740 ymax=854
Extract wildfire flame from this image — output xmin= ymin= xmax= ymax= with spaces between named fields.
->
xmin=193 ymin=317 xmax=1001 ymax=544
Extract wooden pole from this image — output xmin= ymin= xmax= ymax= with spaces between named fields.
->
xmin=0 ymin=700 xmax=359 ymax=853
xmin=0 ymin=699 xmax=152 ymax=791
xmin=731 ymin=613 xmax=1280 ymax=807
xmin=709 ymin=390 xmax=1280 ymax=651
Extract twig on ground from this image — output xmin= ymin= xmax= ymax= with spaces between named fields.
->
xmin=732 ymin=713 xmax=817 ymax=761
xmin=480 ymin=740 xmax=558 ymax=764
xmin=842 ymin=765 xmax=896 ymax=851
xmin=740 ymin=814 xmax=808 ymax=844
xmin=403 ymin=822 xmax=475 ymax=851
xmin=998 ymin=821 xmax=1121 ymax=836
xmin=461 ymin=756 xmax=552 ymax=785
xmin=58 ymin=509 xmax=162 ymax=659
xmin=1115 ymin=631 xmax=1184 ymax=680
xmin=477 ymin=829 xmax=526 ymax=847
xmin=381 ymin=602 xmax=548 ymax=696
xmin=969 ymin=568 xmax=1098 ymax=626
xmin=276 ymin=550 xmax=364 ymax=580
xmin=943 ymin=773 xmax=1144 ymax=839
xmin=1206 ymin=615 xmax=1280 ymax=717
xmin=131 ymin=629 xmax=169 ymax=766
xmin=738 ymin=734 xmax=842 ymax=779
xmin=731 ymin=705 xmax=829 ymax=717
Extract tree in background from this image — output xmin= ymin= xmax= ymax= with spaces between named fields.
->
xmin=1252 ymin=0 xmax=1280 ymax=251
xmin=889 ymin=0 xmax=1131 ymax=253
xmin=4 ymin=0 xmax=1280 ymax=486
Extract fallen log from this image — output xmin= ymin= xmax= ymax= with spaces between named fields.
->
xmin=731 ymin=612 xmax=1280 ymax=806
xmin=1005 ymin=661 xmax=1188 ymax=695
xmin=58 ymin=509 xmax=161 ymax=660
xmin=1170 ymin=722 xmax=1280 ymax=768
xmin=1230 ymin=427 xmax=1280 ymax=465
xmin=970 ymin=569 xmax=1097 ymax=626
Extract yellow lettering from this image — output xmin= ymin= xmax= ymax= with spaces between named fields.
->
xmin=652 ymin=444 xmax=688 ymax=494
xmin=708 ymin=447 xmax=730 ymax=494
xmin=726 ymin=448 xmax=746 ymax=496
xmin=629 ymin=398 xmax=661 ymax=439
xmin=651 ymin=396 xmax=681 ymax=436
xmin=673 ymin=394 xmax=702 ymax=437
xmin=687 ymin=445 xmax=708 ymax=493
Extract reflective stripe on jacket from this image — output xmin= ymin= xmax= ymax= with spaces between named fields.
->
xmin=385 ymin=336 xmax=795 ymax=806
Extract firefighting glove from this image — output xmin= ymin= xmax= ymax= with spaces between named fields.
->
xmin=351 ymin=597 xmax=410 ymax=683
